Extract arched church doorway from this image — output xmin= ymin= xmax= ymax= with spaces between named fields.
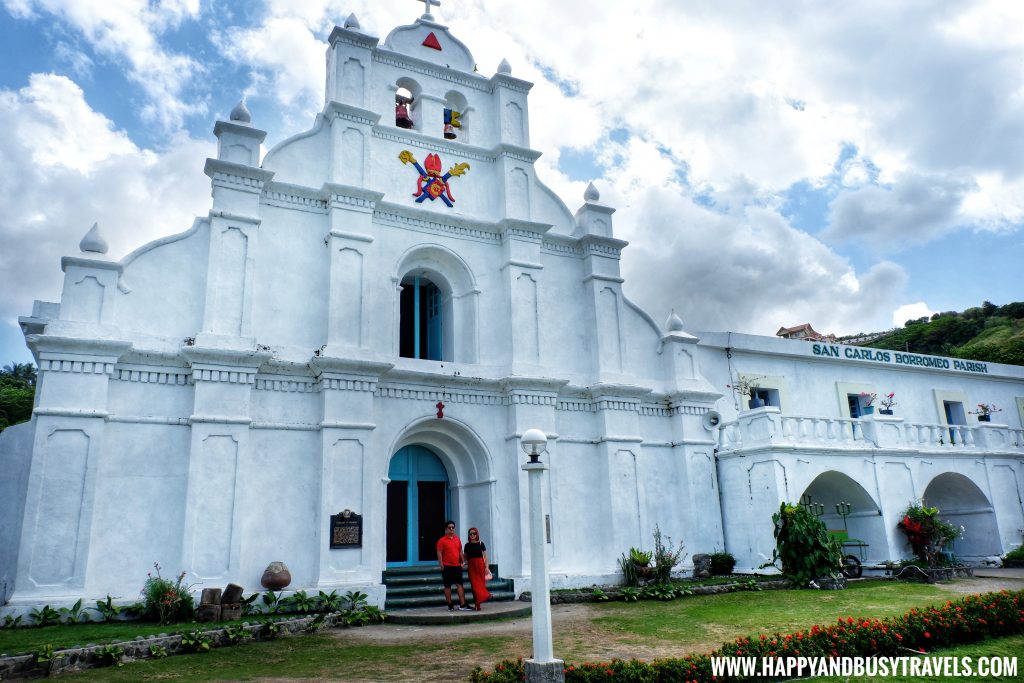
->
xmin=386 ymin=445 xmax=451 ymax=566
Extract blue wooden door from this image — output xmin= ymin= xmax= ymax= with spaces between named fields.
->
xmin=386 ymin=446 xmax=450 ymax=566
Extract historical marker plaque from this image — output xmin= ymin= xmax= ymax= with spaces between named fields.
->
xmin=330 ymin=509 xmax=362 ymax=549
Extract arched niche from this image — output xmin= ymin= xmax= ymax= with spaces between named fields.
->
xmin=395 ymin=78 xmax=422 ymax=131
xmin=800 ymin=471 xmax=887 ymax=563
xmin=922 ymin=472 xmax=1001 ymax=559
xmin=443 ymin=90 xmax=470 ymax=143
xmin=393 ymin=244 xmax=479 ymax=364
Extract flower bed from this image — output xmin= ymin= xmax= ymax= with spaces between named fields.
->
xmin=471 ymin=589 xmax=1024 ymax=682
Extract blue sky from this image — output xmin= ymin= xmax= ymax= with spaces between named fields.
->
xmin=1 ymin=0 xmax=1023 ymax=366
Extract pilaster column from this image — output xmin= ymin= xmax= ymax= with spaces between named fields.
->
xmin=180 ymin=346 xmax=267 ymax=584
xmin=311 ymin=356 xmax=392 ymax=590
xmin=499 ymin=219 xmax=550 ymax=373
xmin=14 ymin=337 xmax=130 ymax=600
xmin=325 ymin=103 xmax=379 ymax=187
xmin=199 ymin=160 xmax=273 ymax=350
xmin=320 ymin=184 xmax=383 ymax=358
xmin=504 ymin=378 xmax=565 ymax=579
xmin=590 ymin=386 xmax=648 ymax=556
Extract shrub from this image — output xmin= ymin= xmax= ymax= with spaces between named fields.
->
xmin=709 ymin=551 xmax=736 ymax=575
xmin=1004 ymin=545 xmax=1024 ymax=562
xmin=260 ymin=619 xmax=282 ymax=639
xmin=224 ymin=624 xmax=251 ymax=645
xmin=898 ymin=501 xmax=961 ymax=568
xmin=180 ymin=629 xmax=212 ymax=653
xmin=763 ymin=502 xmax=842 ymax=587
xmin=35 ymin=643 xmax=63 ymax=676
xmin=618 ymin=553 xmax=639 ymax=587
xmin=628 ymin=547 xmax=652 ymax=566
xmin=94 ymin=644 xmax=124 ymax=667
xmin=141 ymin=563 xmax=195 ymax=624
xmin=59 ymin=599 xmax=86 ymax=624
xmin=92 ymin=596 xmax=122 ymax=623
xmin=317 ymin=590 xmax=343 ymax=612
xmin=651 ymin=524 xmax=686 ymax=584
xmin=29 ymin=605 xmax=61 ymax=627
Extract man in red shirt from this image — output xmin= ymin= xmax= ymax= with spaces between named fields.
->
xmin=437 ymin=520 xmax=472 ymax=611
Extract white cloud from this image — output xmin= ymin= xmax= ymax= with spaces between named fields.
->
xmin=823 ymin=173 xmax=973 ymax=250
xmin=621 ymin=187 xmax=907 ymax=337
xmin=7 ymin=0 xmax=206 ymax=128
xmin=213 ymin=16 xmax=326 ymax=110
xmin=892 ymin=302 xmax=934 ymax=328
xmin=0 ymin=74 xmax=213 ymax=335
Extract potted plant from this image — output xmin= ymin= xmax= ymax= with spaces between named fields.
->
xmin=858 ymin=392 xmax=876 ymax=415
xmin=728 ymin=375 xmax=766 ymax=409
xmin=969 ymin=403 xmax=1002 ymax=422
xmin=629 ymin=547 xmax=654 ymax=580
xmin=879 ymin=392 xmax=896 ymax=415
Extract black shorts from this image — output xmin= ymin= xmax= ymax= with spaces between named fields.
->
xmin=442 ymin=565 xmax=464 ymax=587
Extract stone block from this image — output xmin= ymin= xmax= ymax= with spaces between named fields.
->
xmin=196 ymin=604 xmax=221 ymax=622
xmin=221 ymin=583 xmax=244 ymax=605
xmin=692 ymin=553 xmax=711 ymax=578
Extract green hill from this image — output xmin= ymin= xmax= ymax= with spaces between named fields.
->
xmin=862 ymin=301 xmax=1024 ymax=367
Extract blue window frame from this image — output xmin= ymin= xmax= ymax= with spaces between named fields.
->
xmin=400 ymin=276 xmax=443 ymax=360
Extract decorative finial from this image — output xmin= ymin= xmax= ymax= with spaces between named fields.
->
xmin=344 ymin=13 xmax=360 ymax=29
xmin=419 ymin=0 xmax=440 ymax=19
xmin=80 ymin=222 xmax=108 ymax=255
xmin=584 ymin=182 xmax=600 ymax=202
xmin=497 ymin=58 xmax=511 ymax=75
xmin=229 ymin=100 xmax=251 ymax=124
xmin=666 ymin=309 xmax=684 ymax=332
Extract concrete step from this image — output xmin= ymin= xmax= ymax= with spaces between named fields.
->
xmin=385 ymin=579 xmax=513 ymax=596
xmin=385 ymin=590 xmax=517 ymax=610
xmin=387 ymin=599 xmax=531 ymax=625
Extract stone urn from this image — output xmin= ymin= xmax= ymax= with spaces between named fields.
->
xmin=261 ymin=561 xmax=292 ymax=590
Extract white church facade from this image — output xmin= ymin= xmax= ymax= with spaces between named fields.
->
xmin=2 ymin=9 xmax=1024 ymax=611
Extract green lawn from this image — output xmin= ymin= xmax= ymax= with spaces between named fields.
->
xmin=4 ymin=580 xmax=1021 ymax=681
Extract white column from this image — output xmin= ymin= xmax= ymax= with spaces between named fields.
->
xmin=522 ymin=460 xmax=564 ymax=682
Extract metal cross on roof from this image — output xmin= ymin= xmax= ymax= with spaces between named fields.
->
xmin=419 ymin=0 xmax=440 ymax=18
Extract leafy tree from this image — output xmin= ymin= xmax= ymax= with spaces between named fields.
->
xmin=1 ymin=362 xmax=36 ymax=386
xmin=0 ymin=362 xmax=36 ymax=432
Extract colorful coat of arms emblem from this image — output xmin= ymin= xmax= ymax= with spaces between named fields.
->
xmin=399 ymin=150 xmax=470 ymax=207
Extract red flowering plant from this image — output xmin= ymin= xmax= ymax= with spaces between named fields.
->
xmin=879 ymin=392 xmax=896 ymax=409
xmin=897 ymin=501 xmax=961 ymax=568
xmin=141 ymin=562 xmax=197 ymax=624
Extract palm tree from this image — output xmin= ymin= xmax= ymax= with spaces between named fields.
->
xmin=1 ymin=362 xmax=36 ymax=386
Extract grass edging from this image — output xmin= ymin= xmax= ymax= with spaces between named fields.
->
xmin=0 ymin=611 xmax=376 ymax=680
xmin=525 ymin=578 xmax=793 ymax=604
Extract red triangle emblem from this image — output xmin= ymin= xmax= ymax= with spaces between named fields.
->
xmin=422 ymin=32 xmax=442 ymax=51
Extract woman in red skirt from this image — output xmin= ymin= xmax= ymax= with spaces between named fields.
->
xmin=464 ymin=527 xmax=491 ymax=610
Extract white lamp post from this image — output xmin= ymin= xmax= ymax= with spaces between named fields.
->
xmin=520 ymin=428 xmax=564 ymax=683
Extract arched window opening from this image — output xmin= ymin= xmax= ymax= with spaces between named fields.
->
xmin=395 ymin=86 xmax=415 ymax=129
xmin=400 ymin=275 xmax=444 ymax=360
xmin=443 ymin=91 xmax=468 ymax=141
